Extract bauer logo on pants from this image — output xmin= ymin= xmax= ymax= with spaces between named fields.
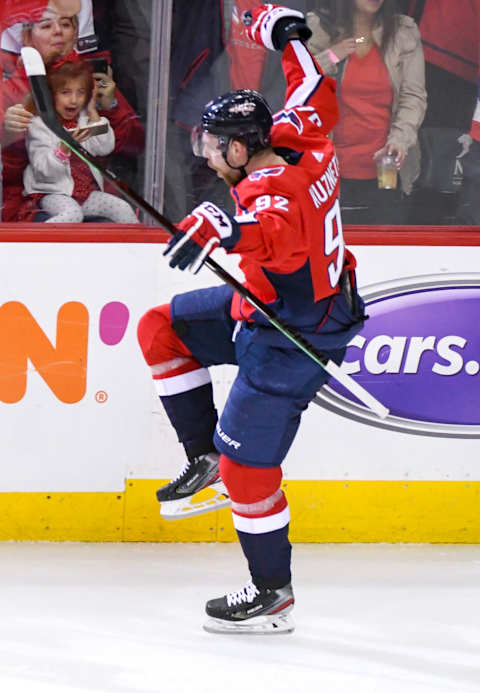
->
xmin=315 ymin=274 xmax=480 ymax=438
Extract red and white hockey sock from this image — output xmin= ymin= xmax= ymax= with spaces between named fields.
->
xmin=137 ymin=303 xmax=217 ymax=459
xmin=220 ymin=456 xmax=292 ymax=587
xmin=137 ymin=303 xmax=211 ymax=395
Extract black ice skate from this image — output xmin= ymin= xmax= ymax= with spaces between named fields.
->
xmin=156 ymin=452 xmax=231 ymax=520
xmin=203 ymin=580 xmax=295 ymax=634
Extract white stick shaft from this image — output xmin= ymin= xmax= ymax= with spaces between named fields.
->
xmin=323 ymin=359 xmax=389 ymax=419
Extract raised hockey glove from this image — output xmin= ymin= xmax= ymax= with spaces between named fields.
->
xmin=164 ymin=202 xmax=240 ymax=274
xmin=243 ymin=4 xmax=312 ymax=51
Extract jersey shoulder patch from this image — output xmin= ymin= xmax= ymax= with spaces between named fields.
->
xmin=248 ymin=166 xmax=285 ymax=182
xmin=272 ymin=109 xmax=304 ymax=134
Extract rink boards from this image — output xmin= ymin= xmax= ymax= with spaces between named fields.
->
xmin=1 ymin=225 xmax=480 ymax=542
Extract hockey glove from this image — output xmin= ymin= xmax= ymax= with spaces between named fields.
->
xmin=243 ymin=4 xmax=312 ymax=51
xmin=164 ymin=202 xmax=240 ymax=274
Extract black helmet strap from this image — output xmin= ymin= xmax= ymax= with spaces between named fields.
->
xmin=224 ymin=137 xmax=250 ymax=175
xmin=219 ymin=133 xmax=266 ymax=180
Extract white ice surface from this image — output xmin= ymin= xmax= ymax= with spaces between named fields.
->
xmin=0 ymin=542 xmax=479 ymax=692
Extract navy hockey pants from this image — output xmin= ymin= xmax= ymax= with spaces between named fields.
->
xmin=169 ymin=284 xmax=346 ymax=467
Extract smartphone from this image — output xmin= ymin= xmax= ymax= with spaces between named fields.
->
xmin=67 ymin=122 xmax=109 ymax=136
xmin=86 ymin=57 xmax=109 ymax=74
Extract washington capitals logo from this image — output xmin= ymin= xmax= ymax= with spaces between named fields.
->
xmin=273 ymin=109 xmax=303 ymax=134
xmin=248 ymin=167 xmax=285 ymax=181
xmin=229 ymin=102 xmax=256 ymax=116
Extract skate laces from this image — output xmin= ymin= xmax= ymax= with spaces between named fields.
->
xmin=226 ymin=581 xmax=260 ymax=607
xmin=172 ymin=459 xmax=191 ymax=483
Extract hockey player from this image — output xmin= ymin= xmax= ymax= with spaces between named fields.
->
xmin=137 ymin=3 xmax=366 ymax=634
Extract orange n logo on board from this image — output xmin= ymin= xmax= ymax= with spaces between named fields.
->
xmin=0 ymin=302 xmax=89 ymax=404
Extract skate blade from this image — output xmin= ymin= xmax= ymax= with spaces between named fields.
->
xmin=203 ymin=612 xmax=295 ymax=635
xmin=160 ymin=481 xmax=231 ymax=520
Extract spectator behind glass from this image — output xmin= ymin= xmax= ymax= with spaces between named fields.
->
xmin=19 ymin=61 xmax=138 ymax=223
xmin=0 ymin=10 xmax=144 ymax=222
xmin=307 ymin=0 xmax=427 ymax=225
xmin=1 ymin=0 xmax=97 ymax=78
xmin=399 ymin=0 xmax=480 ymax=225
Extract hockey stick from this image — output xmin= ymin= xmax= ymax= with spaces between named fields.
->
xmin=22 ymin=47 xmax=389 ymax=419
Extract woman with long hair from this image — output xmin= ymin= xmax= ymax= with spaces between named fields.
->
xmin=307 ymin=0 xmax=427 ymax=224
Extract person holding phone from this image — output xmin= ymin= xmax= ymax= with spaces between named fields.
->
xmin=85 ymin=56 xmax=117 ymax=110
xmin=0 ymin=7 xmax=145 ymax=222
xmin=19 ymin=60 xmax=138 ymax=223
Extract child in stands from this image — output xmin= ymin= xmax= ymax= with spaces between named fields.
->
xmin=20 ymin=60 xmax=138 ymax=223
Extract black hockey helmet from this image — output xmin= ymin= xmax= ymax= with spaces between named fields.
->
xmin=192 ymin=89 xmax=273 ymax=159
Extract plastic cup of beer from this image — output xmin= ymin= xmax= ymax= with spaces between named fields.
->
xmin=377 ymin=154 xmax=398 ymax=189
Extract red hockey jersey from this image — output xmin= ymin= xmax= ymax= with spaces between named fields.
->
xmin=228 ymin=39 xmax=355 ymax=323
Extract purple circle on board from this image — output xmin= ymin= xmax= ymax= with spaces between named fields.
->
xmin=99 ymin=302 xmax=130 ymax=346
xmin=330 ymin=287 xmax=480 ymax=425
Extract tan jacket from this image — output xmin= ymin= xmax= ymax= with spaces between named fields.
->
xmin=306 ymin=13 xmax=427 ymax=193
